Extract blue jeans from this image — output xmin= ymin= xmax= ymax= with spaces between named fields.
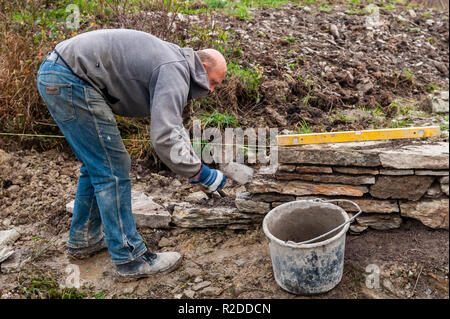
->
xmin=37 ymin=54 xmax=147 ymax=265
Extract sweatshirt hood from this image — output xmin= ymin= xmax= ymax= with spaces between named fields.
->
xmin=181 ymin=48 xmax=210 ymax=100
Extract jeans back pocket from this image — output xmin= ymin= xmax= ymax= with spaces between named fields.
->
xmin=38 ymin=78 xmax=75 ymax=123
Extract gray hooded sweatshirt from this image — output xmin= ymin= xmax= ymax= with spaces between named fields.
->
xmin=55 ymin=29 xmax=209 ymax=178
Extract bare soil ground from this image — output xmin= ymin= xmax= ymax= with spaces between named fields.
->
xmin=0 ymin=148 xmax=448 ymax=299
xmin=198 ymin=1 xmax=449 ymax=135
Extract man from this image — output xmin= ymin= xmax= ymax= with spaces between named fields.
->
xmin=36 ymin=29 xmax=227 ymax=281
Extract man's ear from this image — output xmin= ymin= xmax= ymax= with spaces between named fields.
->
xmin=202 ymin=62 xmax=209 ymax=73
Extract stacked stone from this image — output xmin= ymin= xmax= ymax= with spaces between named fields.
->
xmin=236 ymin=141 xmax=449 ymax=232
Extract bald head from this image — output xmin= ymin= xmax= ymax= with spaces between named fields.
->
xmin=196 ymin=49 xmax=227 ymax=92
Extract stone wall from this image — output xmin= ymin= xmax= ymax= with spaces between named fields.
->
xmin=236 ymin=140 xmax=449 ymax=232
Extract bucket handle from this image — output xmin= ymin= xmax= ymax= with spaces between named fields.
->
xmin=286 ymin=199 xmax=362 ymax=246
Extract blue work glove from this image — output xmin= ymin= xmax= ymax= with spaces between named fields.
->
xmin=189 ymin=164 xmax=226 ymax=193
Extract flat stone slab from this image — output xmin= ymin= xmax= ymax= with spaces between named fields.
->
xmin=130 ymin=192 xmax=171 ymax=229
xmin=278 ymin=141 xmax=449 ymax=170
xmin=333 ymin=167 xmax=379 ymax=175
xmin=370 ymin=176 xmax=434 ymax=201
xmin=0 ymin=249 xmax=24 ymax=274
xmin=252 ymin=193 xmax=296 ymax=202
xmin=336 ymin=199 xmax=399 ymax=214
xmin=278 ymin=141 xmax=381 ymax=166
xmin=0 ymin=229 xmax=20 ymax=246
xmin=277 ymin=164 xmax=296 ymax=172
xmin=356 ymin=214 xmax=402 ymax=230
xmin=295 ymin=166 xmax=333 ymax=174
xmin=66 ymin=192 xmax=171 ymax=229
xmin=295 ymin=197 xmax=399 ymax=213
xmin=379 ymin=169 xmax=414 ymax=176
xmin=415 ymin=170 xmax=449 ymax=176
xmin=400 ymin=198 xmax=449 ymax=229
xmin=379 ymin=143 xmax=449 ymax=170
xmin=171 ymin=203 xmax=262 ymax=228
xmin=0 ymin=247 xmax=14 ymax=263
xmin=248 ymin=179 xmax=368 ymax=197
xmin=235 ymin=192 xmax=271 ymax=214
xmin=220 ymin=162 xmax=254 ymax=185
xmin=275 ymin=172 xmax=376 ymax=185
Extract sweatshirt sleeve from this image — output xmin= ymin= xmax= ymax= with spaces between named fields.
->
xmin=149 ymin=62 xmax=202 ymax=178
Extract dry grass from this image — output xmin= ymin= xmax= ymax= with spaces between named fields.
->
xmin=0 ymin=0 xmax=272 ymax=168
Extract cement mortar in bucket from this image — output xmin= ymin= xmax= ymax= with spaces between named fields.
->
xmin=262 ymin=199 xmax=362 ymax=295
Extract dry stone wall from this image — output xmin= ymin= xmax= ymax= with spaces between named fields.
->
xmin=237 ymin=141 xmax=449 ymax=232
xmin=62 ymin=141 xmax=448 ymax=231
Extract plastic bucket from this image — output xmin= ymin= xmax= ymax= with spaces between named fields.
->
xmin=263 ymin=199 xmax=358 ymax=295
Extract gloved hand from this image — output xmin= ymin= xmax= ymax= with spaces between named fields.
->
xmin=189 ymin=164 xmax=226 ymax=193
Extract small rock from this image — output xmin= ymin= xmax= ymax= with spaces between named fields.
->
xmin=408 ymin=9 xmax=416 ymax=18
xmin=441 ymin=184 xmax=449 ymax=196
xmin=158 ymin=237 xmax=172 ymax=248
xmin=0 ymin=149 xmax=12 ymax=165
xmin=185 ymin=191 xmax=209 ymax=203
xmin=184 ymin=267 xmax=202 ymax=278
xmin=194 ymin=276 xmax=203 ymax=283
xmin=424 ymin=288 xmax=433 ymax=295
xmin=350 ymin=224 xmax=368 ymax=233
xmin=329 ymin=24 xmax=339 ymax=38
xmin=192 ymin=281 xmax=211 ymax=291
xmin=234 ymin=259 xmax=246 ymax=267
xmin=172 ymin=180 xmax=182 ymax=187
xmin=7 ymin=185 xmax=20 ymax=193
xmin=2 ymin=218 xmax=11 ymax=227
xmin=303 ymin=6 xmax=311 ymax=12
xmin=0 ymin=250 xmax=21 ymax=273
xmin=440 ymin=176 xmax=449 ymax=196
xmin=426 ymin=184 xmax=442 ymax=198
xmin=174 ymin=293 xmax=183 ymax=299
xmin=199 ymin=286 xmax=223 ymax=297
xmin=183 ymin=289 xmax=195 ymax=298
xmin=123 ymin=287 xmax=135 ymax=294
xmin=382 ymin=279 xmax=396 ymax=294
xmin=0 ymin=229 xmax=20 ymax=246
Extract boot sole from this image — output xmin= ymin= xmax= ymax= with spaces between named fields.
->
xmin=67 ymin=246 xmax=108 ymax=260
xmin=115 ymin=255 xmax=183 ymax=282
